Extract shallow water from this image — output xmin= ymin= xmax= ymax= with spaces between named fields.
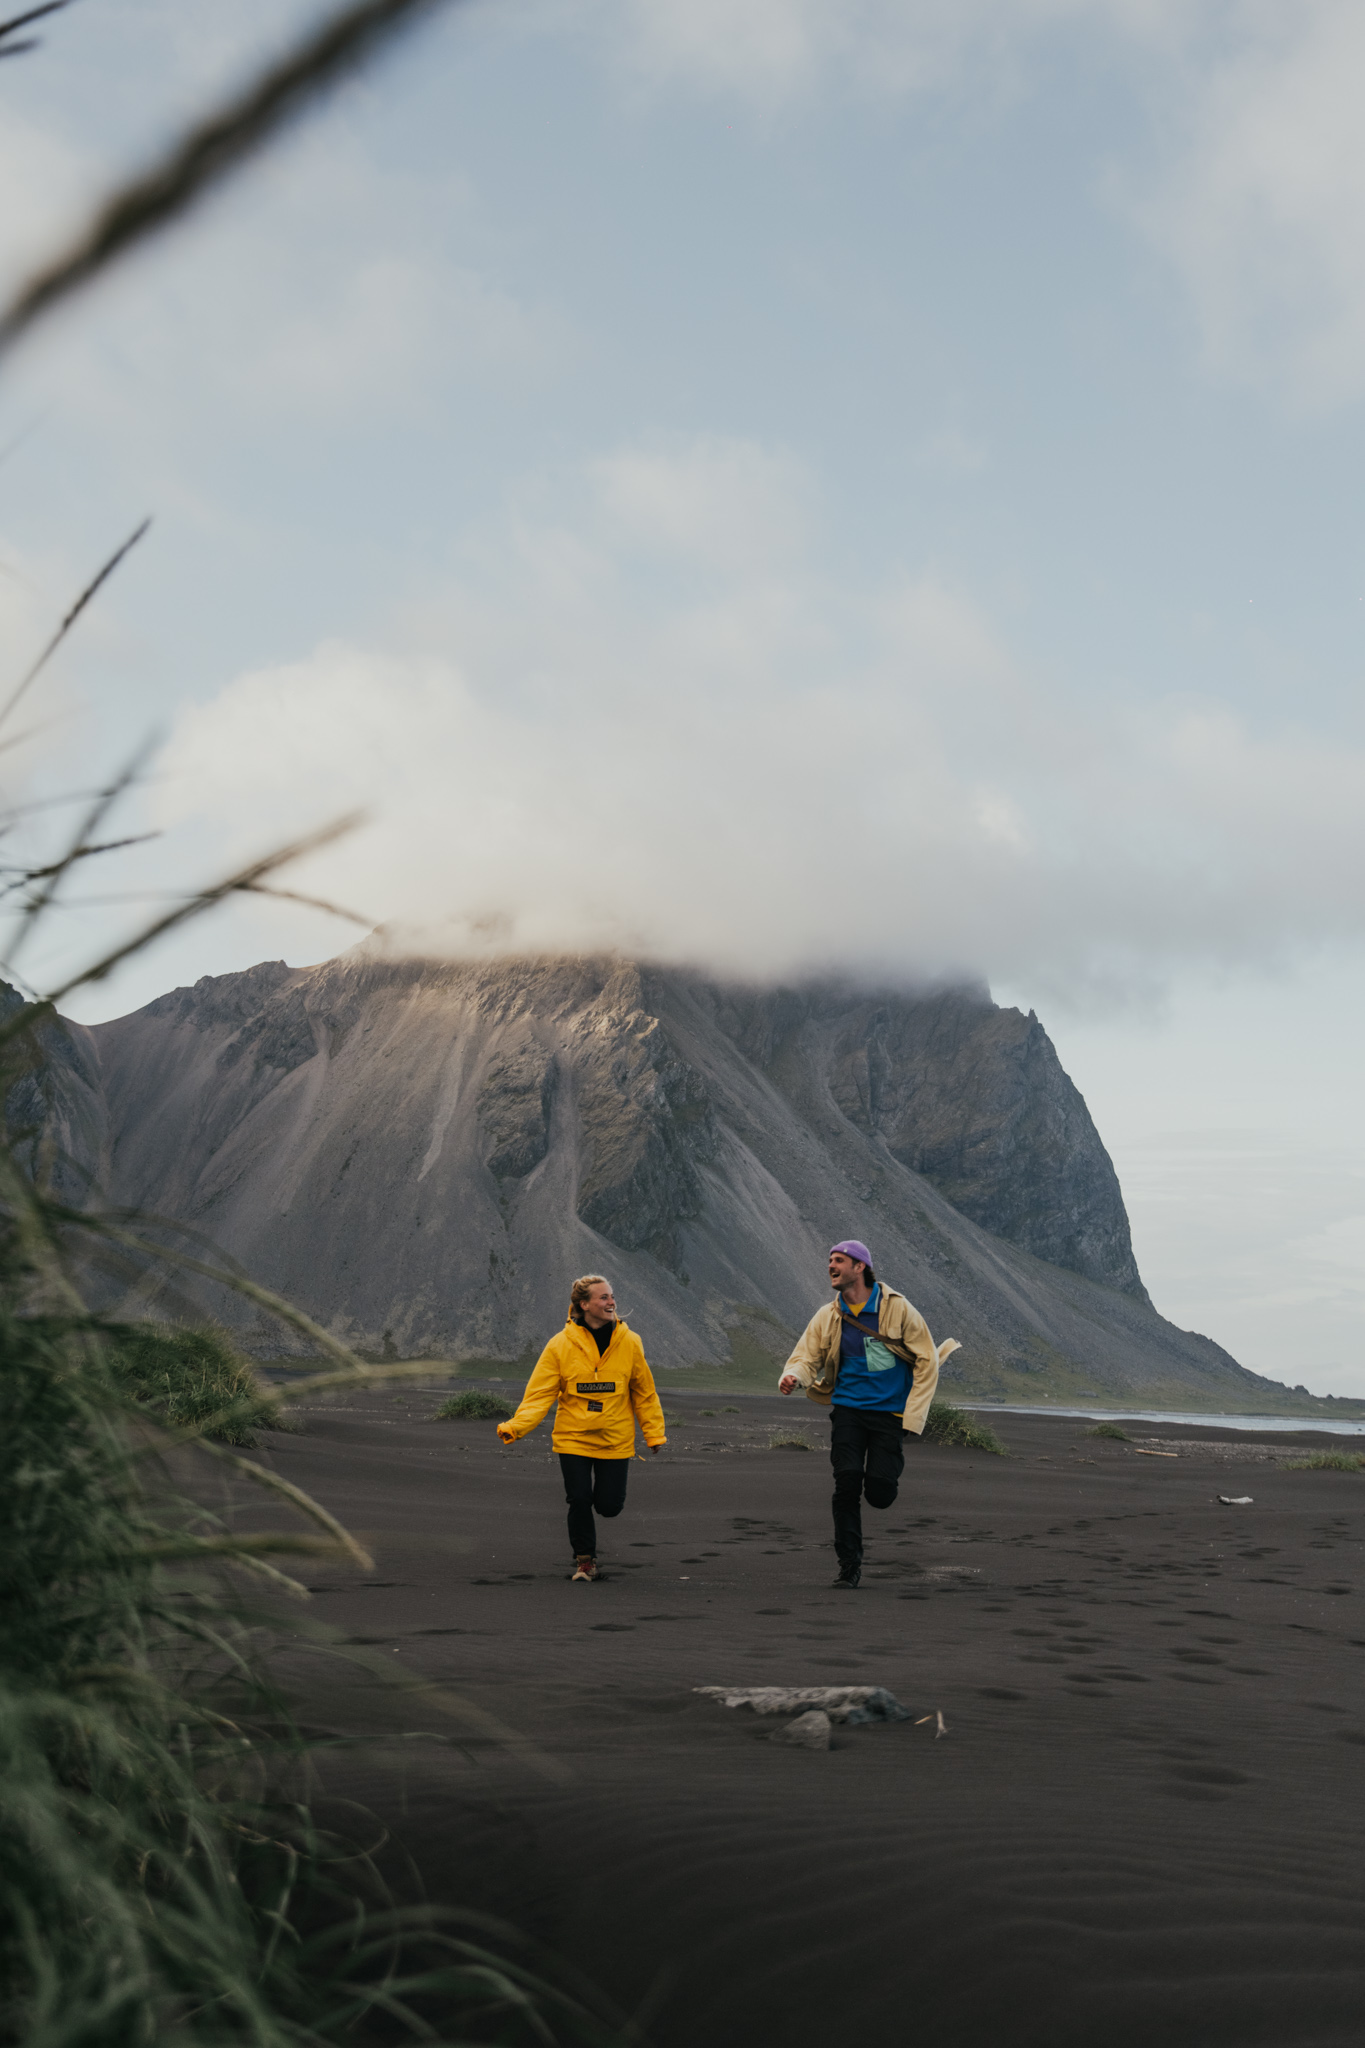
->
xmin=966 ymin=1401 xmax=1365 ymax=1435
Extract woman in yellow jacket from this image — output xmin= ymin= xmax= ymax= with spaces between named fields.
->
xmin=497 ymin=1274 xmax=667 ymax=1581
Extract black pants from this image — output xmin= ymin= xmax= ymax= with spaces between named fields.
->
xmin=830 ymin=1406 xmax=906 ymax=1567
xmin=559 ymin=1453 xmax=631 ymax=1557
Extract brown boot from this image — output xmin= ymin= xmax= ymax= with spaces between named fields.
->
xmin=570 ymin=1554 xmax=598 ymax=1582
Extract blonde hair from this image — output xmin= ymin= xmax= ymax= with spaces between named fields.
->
xmin=569 ymin=1273 xmax=611 ymax=1321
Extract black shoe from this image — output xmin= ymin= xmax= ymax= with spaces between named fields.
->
xmin=832 ymin=1564 xmax=861 ymax=1589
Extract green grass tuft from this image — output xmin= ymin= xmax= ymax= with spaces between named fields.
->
xmin=769 ymin=1432 xmax=813 ymax=1450
xmin=433 ymin=1389 xmax=514 ymax=1420
xmin=1089 ymin=1422 xmax=1131 ymax=1441
xmin=723 ymin=1405 xmax=740 ymax=1412
xmin=106 ymin=1320 xmax=281 ymax=1444
xmin=0 ymin=1289 xmax=610 ymax=2046
xmin=923 ymin=1402 xmax=1007 ymax=1455
xmin=1286 ymin=1451 xmax=1365 ymax=1471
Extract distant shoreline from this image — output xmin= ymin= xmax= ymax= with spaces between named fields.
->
xmin=257 ymin=1357 xmax=1365 ymax=1430
xmin=957 ymin=1400 xmax=1365 ymax=1435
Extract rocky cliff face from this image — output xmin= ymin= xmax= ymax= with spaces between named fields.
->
xmin=40 ymin=948 xmax=1281 ymax=1409
xmin=704 ymin=980 xmax=1145 ymax=1298
xmin=1 ymin=984 xmax=107 ymax=1206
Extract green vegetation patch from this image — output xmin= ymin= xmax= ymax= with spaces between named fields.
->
xmin=769 ymin=1431 xmax=814 ymax=1451
xmin=923 ymin=1402 xmax=1007 ymax=1455
xmin=107 ymin=1322 xmax=280 ymax=1445
xmin=2 ymin=1303 xmax=615 ymax=2045
xmin=1286 ymin=1451 xmax=1365 ymax=1472
xmin=1089 ymin=1422 xmax=1131 ymax=1441
xmin=433 ymin=1389 xmax=514 ymax=1421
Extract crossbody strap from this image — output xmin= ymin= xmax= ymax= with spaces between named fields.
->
xmin=837 ymin=1303 xmax=913 ymax=1364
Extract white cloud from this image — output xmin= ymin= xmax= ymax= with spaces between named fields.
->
xmin=11 ymin=0 xmax=1365 ymax=457
xmin=572 ymin=0 xmax=1187 ymax=104
xmin=1128 ymin=2 xmax=1365 ymax=403
xmin=228 ymin=250 xmax=546 ymax=411
xmin=0 ymin=115 xmax=101 ymax=283
xmin=147 ymin=433 xmax=1365 ymax=1000
xmin=0 ymin=1 xmax=335 ymax=283
xmin=592 ymin=436 xmax=811 ymax=571
xmin=1291 ymin=1211 xmax=1365 ymax=1296
xmin=0 ymin=96 xmax=555 ymax=435
xmin=916 ymin=426 xmax=989 ymax=478
xmin=0 ymin=541 xmax=59 ymax=667
xmin=566 ymin=0 xmax=1365 ymax=407
xmin=175 ymin=135 xmax=558 ymax=414
xmin=0 ymin=533 xmax=106 ymax=786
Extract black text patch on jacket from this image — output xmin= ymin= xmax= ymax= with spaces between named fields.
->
xmin=576 ymin=1381 xmax=617 ymax=1394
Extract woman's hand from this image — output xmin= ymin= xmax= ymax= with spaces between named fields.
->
xmin=496 ymin=1422 xmax=516 ymax=1444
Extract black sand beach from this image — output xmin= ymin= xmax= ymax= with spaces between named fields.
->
xmin=248 ymin=1390 xmax=1365 ymax=2047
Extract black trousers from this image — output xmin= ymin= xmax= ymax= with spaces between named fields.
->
xmin=559 ymin=1453 xmax=631 ymax=1557
xmin=830 ymin=1406 xmax=906 ymax=1567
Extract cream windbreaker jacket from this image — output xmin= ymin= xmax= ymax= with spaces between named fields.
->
xmin=779 ymin=1286 xmax=960 ymax=1435
xmin=497 ymin=1318 xmax=666 ymax=1457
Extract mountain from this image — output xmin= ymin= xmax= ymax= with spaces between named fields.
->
xmin=1 ymin=982 xmax=109 ymax=1207
xmin=32 ymin=948 xmax=1305 ymax=1412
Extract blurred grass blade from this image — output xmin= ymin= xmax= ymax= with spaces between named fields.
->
xmin=194 ymin=1439 xmax=375 ymax=1571
xmin=0 ymin=0 xmax=69 ymax=57
xmin=0 ymin=4 xmax=629 ymax=2036
xmin=2 ymin=743 xmax=156 ymax=962
xmin=37 ymin=810 xmax=363 ymax=1011
xmin=0 ymin=518 xmax=149 ymax=732
xmin=0 ymin=0 xmax=462 ymax=355
xmin=238 ymin=879 xmax=372 ymax=924
xmin=6 ymin=832 xmax=159 ymax=885
xmin=0 ymin=3 xmax=70 ymax=39
xmin=0 ymin=814 xmax=364 ymax=1074
xmin=76 ymin=1210 xmax=373 ymax=1372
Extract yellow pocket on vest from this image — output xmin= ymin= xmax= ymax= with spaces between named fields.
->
xmin=863 ymin=1339 xmax=899 ymax=1374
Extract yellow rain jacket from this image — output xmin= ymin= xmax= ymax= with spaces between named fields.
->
xmin=779 ymin=1286 xmax=960 ymax=1435
xmin=497 ymin=1319 xmax=666 ymax=1458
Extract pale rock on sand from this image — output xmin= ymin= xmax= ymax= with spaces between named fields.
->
xmin=696 ymin=1685 xmax=911 ymax=1724
xmin=770 ymin=1711 xmax=832 ymax=1750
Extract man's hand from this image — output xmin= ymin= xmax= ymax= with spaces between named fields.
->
xmin=778 ymin=1373 xmax=799 ymax=1395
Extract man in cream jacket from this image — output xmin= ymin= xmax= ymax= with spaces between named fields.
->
xmin=779 ymin=1240 xmax=959 ymax=1589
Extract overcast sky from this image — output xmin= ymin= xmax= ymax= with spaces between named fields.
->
xmin=2 ymin=0 xmax=1364 ymax=1395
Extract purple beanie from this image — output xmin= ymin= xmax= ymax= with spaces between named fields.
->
xmin=829 ymin=1240 xmax=873 ymax=1267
